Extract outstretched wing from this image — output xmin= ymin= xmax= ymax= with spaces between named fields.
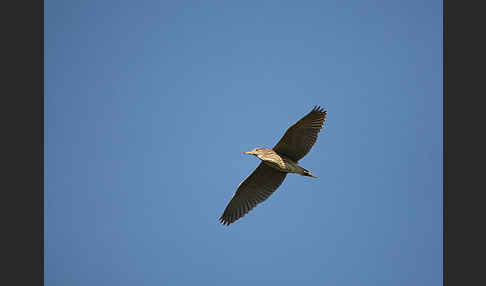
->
xmin=219 ymin=162 xmax=287 ymax=226
xmin=272 ymin=106 xmax=327 ymax=162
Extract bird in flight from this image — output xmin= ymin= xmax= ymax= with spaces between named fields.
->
xmin=219 ymin=106 xmax=327 ymax=226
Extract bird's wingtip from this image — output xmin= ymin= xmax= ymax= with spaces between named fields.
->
xmin=312 ymin=105 xmax=327 ymax=113
xmin=219 ymin=216 xmax=231 ymax=226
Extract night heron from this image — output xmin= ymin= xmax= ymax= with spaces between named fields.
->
xmin=219 ymin=106 xmax=327 ymax=226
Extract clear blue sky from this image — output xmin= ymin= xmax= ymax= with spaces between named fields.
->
xmin=45 ymin=1 xmax=442 ymax=285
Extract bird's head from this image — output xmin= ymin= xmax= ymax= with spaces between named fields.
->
xmin=244 ymin=147 xmax=265 ymax=156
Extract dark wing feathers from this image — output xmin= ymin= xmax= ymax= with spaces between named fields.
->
xmin=272 ymin=106 xmax=327 ymax=162
xmin=219 ymin=162 xmax=287 ymax=226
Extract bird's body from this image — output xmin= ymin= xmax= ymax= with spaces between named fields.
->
xmin=219 ymin=106 xmax=327 ymax=226
xmin=247 ymin=148 xmax=317 ymax=178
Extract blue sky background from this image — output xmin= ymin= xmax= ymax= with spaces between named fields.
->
xmin=45 ymin=1 xmax=442 ymax=285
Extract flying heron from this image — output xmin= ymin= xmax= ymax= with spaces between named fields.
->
xmin=219 ymin=106 xmax=327 ymax=225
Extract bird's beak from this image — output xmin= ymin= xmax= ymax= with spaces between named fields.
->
xmin=244 ymin=151 xmax=252 ymax=155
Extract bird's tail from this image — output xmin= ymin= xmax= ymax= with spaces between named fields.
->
xmin=302 ymin=169 xmax=318 ymax=178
